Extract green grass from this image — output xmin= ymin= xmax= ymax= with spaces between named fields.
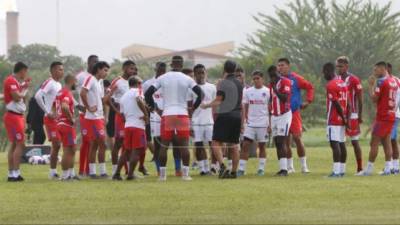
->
xmin=1 ymin=143 xmax=400 ymax=224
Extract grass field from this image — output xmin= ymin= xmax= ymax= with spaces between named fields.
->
xmin=1 ymin=128 xmax=400 ymax=224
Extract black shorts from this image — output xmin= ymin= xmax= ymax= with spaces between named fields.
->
xmin=212 ymin=112 xmax=241 ymax=144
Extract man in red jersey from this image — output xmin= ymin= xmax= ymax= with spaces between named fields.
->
xmin=56 ymin=75 xmax=78 ymax=180
xmin=358 ymin=62 xmax=398 ymax=176
xmin=3 ymin=62 xmax=30 ymax=182
xmin=387 ymin=63 xmax=400 ymax=174
xmin=336 ymin=56 xmax=364 ymax=174
xmin=76 ymin=55 xmax=99 ymax=176
xmin=323 ymin=62 xmax=349 ymax=177
xmin=267 ymin=65 xmax=292 ymax=176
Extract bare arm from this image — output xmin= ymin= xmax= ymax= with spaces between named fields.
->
xmin=137 ymin=97 xmax=149 ymax=124
xmin=61 ymin=102 xmax=74 ymax=124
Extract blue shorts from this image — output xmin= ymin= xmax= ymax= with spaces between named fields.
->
xmin=391 ymin=118 xmax=400 ymax=140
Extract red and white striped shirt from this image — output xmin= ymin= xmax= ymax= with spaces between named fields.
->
xmin=269 ymin=76 xmax=291 ymax=116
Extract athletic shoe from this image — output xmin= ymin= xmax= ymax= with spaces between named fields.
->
xmin=210 ymin=168 xmax=217 ymax=175
xmin=182 ymin=176 xmax=193 ymax=181
xmin=200 ymin=171 xmax=210 ymax=176
xmin=287 ymin=168 xmax=295 ymax=174
xmin=327 ymin=172 xmax=341 ymax=178
xmin=392 ymin=169 xmax=400 ymax=175
xmin=126 ymin=176 xmax=135 ymax=181
xmin=99 ymin=174 xmax=109 ymax=179
xmin=138 ymin=167 xmax=149 ymax=176
xmin=218 ymin=164 xmax=226 ymax=179
xmin=340 ymin=173 xmax=345 ymax=177
xmin=237 ymin=170 xmax=245 ymax=177
xmin=15 ymin=175 xmax=24 ymax=182
xmin=7 ymin=177 xmax=15 ymax=182
xmin=257 ymin=169 xmax=265 ymax=176
xmin=49 ymin=173 xmax=59 ymax=180
xmin=355 ymin=170 xmax=371 ymax=176
xmin=301 ymin=167 xmax=310 ymax=174
xmin=379 ymin=170 xmax=391 ymax=176
xmin=71 ymin=176 xmax=81 ymax=181
xmin=175 ymin=170 xmax=183 ymax=177
xmin=89 ymin=174 xmax=98 ymax=179
xmin=275 ymin=170 xmax=288 ymax=177
xmin=227 ymin=171 xmax=237 ymax=179
xmin=220 ymin=170 xmax=231 ymax=179
xmin=112 ymin=174 xmax=123 ymax=181
xmin=354 ymin=170 xmax=365 ymax=176
xmin=60 ymin=176 xmax=72 ymax=181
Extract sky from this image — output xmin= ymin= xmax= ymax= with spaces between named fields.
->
xmin=0 ymin=0 xmax=399 ymax=60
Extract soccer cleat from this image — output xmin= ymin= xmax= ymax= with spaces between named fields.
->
xmin=138 ymin=167 xmax=149 ymax=176
xmin=257 ymin=169 xmax=265 ymax=176
xmin=89 ymin=174 xmax=98 ymax=179
xmin=355 ymin=170 xmax=371 ymax=176
xmin=112 ymin=174 xmax=123 ymax=181
xmin=287 ymin=168 xmax=295 ymax=174
xmin=354 ymin=170 xmax=365 ymax=176
xmin=237 ymin=170 xmax=245 ymax=177
xmin=227 ymin=171 xmax=237 ymax=179
xmin=392 ymin=169 xmax=400 ymax=175
xmin=7 ymin=177 xmax=16 ymax=182
xmin=218 ymin=164 xmax=226 ymax=179
xmin=221 ymin=170 xmax=232 ymax=179
xmin=175 ymin=170 xmax=183 ymax=177
xmin=327 ymin=172 xmax=341 ymax=178
xmin=182 ymin=176 xmax=193 ymax=181
xmin=126 ymin=176 xmax=135 ymax=181
xmin=71 ymin=176 xmax=81 ymax=181
xmin=60 ymin=176 xmax=72 ymax=182
xmin=301 ymin=167 xmax=310 ymax=174
xmin=275 ymin=170 xmax=288 ymax=177
xmin=200 ymin=171 xmax=210 ymax=176
xmin=210 ymin=168 xmax=217 ymax=175
xmin=49 ymin=173 xmax=59 ymax=180
xmin=99 ymin=174 xmax=109 ymax=179
xmin=340 ymin=173 xmax=345 ymax=177
xmin=379 ymin=170 xmax=391 ymax=176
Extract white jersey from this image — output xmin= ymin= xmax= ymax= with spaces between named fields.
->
xmin=191 ymin=82 xmax=216 ymax=125
xmin=392 ymin=76 xmax=400 ymax=118
xmin=120 ymin=88 xmax=145 ymax=129
xmin=152 ymin=71 xmax=197 ymax=116
xmin=242 ymin=86 xmax=270 ymax=127
xmin=76 ymin=71 xmax=91 ymax=107
xmin=82 ymin=76 xmax=104 ymax=120
xmin=143 ymin=77 xmax=163 ymax=122
xmin=110 ymin=76 xmax=129 ymax=103
xmin=34 ymin=77 xmax=62 ymax=115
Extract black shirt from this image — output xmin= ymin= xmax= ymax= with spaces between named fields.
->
xmin=216 ymin=74 xmax=243 ymax=115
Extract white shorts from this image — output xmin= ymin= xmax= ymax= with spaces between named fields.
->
xmin=271 ymin=111 xmax=292 ymax=137
xmin=150 ymin=121 xmax=161 ymax=137
xmin=327 ymin=125 xmax=346 ymax=143
xmin=193 ymin=125 xmax=213 ymax=143
xmin=243 ymin=126 xmax=268 ymax=142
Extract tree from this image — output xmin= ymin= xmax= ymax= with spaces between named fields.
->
xmin=240 ymin=0 xmax=400 ymax=78
xmin=61 ymin=55 xmax=84 ymax=75
xmin=8 ymin=44 xmax=61 ymax=71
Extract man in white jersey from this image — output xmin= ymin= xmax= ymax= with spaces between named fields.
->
xmin=145 ymin=56 xmax=204 ymax=181
xmin=142 ymin=62 xmax=166 ymax=175
xmin=76 ymin=55 xmax=99 ymax=176
xmin=113 ymin=77 xmax=149 ymax=180
xmin=107 ymin=60 xmax=137 ymax=176
xmin=238 ymin=71 xmax=271 ymax=177
xmin=35 ymin=62 xmax=64 ymax=179
xmin=80 ymin=61 xmax=110 ymax=178
xmin=191 ymin=64 xmax=216 ymax=175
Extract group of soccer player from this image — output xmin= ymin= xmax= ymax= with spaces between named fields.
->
xmin=2 ymin=53 xmax=400 ymax=182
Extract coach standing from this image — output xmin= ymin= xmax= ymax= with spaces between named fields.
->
xmin=202 ymin=60 xmax=243 ymax=179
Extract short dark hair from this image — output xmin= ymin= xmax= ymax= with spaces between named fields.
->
xmin=252 ymin=70 xmax=264 ymax=77
xmin=267 ymin=65 xmax=278 ymax=76
xmin=278 ymin=58 xmax=290 ymax=65
xmin=235 ymin=65 xmax=244 ymax=73
xmin=375 ymin=61 xmax=387 ymax=68
xmin=122 ymin=60 xmax=136 ymax=68
xmin=224 ymin=60 xmax=237 ymax=74
xmin=172 ymin=55 xmax=184 ymax=64
xmin=336 ymin=56 xmax=349 ymax=65
xmin=91 ymin=61 xmax=110 ymax=75
xmin=128 ymin=76 xmax=142 ymax=87
xmin=13 ymin=62 xmax=28 ymax=74
xmin=323 ymin=62 xmax=335 ymax=74
xmin=103 ymin=79 xmax=111 ymax=88
xmin=388 ymin=63 xmax=393 ymax=70
xmin=87 ymin=55 xmax=98 ymax=63
xmin=64 ymin=74 xmax=75 ymax=84
xmin=50 ymin=61 xmax=63 ymax=71
xmin=156 ymin=62 xmax=166 ymax=68
xmin=193 ymin=64 xmax=205 ymax=71
xmin=182 ymin=68 xmax=193 ymax=75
